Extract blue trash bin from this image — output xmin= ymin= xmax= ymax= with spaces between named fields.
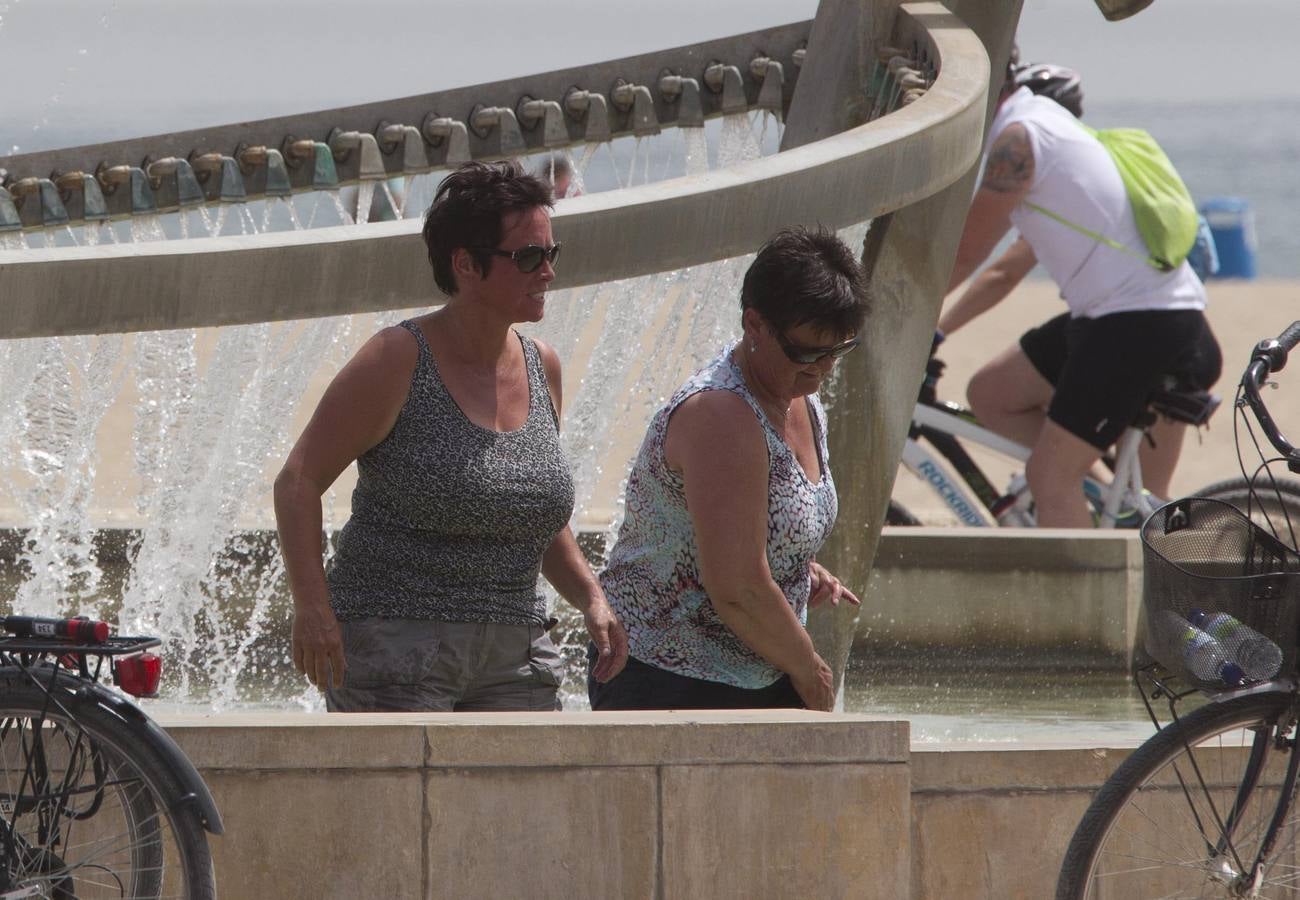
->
xmin=1200 ymin=197 xmax=1257 ymax=279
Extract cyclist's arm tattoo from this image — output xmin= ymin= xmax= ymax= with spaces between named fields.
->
xmin=982 ymin=124 xmax=1034 ymax=194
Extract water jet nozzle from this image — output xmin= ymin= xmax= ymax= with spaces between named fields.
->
xmin=53 ymin=171 xmax=110 ymax=222
xmin=610 ymin=80 xmax=660 ymax=137
xmin=516 ymin=97 xmax=570 ymax=149
xmin=467 ymin=106 xmax=526 ymax=156
xmin=190 ymin=153 xmax=247 ymax=203
xmin=235 ymin=144 xmax=293 ymax=197
xmin=376 ymin=123 xmax=431 ymax=173
xmin=95 ymin=165 xmax=157 ymax=216
xmin=144 ymin=157 xmax=206 ymax=208
xmin=327 ymin=129 xmax=387 ymax=181
xmin=562 ymin=89 xmax=610 ymax=143
xmin=658 ymin=74 xmax=703 ymax=128
xmin=703 ymin=63 xmax=747 ymax=115
xmin=0 ymin=186 xmax=22 ymax=232
xmin=8 ymin=177 xmax=70 ymax=227
xmin=420 ymin=115 xmax=471 ymax=167
xmin=749 ymin=57 xmax=785 ymax=113
xmin=282 ymin=138 xmax=338 ymax=190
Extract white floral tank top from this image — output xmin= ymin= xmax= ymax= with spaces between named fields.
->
xmin=599 ymin=344 xmax=838 ymax=689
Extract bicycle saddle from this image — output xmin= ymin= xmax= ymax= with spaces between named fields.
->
xmin=1147 ymin=383 xmax=1221 ymax=427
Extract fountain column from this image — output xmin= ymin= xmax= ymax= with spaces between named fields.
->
xmin=782 ymin=0 xmax=1024 ymax=695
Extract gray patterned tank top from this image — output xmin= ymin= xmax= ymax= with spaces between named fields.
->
xmin=599 ymin=344 xmax=838 ymax=689
xmin=326 ymin=321 xmax=575 ymax=625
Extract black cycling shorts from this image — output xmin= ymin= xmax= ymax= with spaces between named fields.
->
xmin=1019 ymin=308 xmax=1221 ymax=450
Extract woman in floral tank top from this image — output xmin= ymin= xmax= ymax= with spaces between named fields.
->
xmin=590 ymin=228 xmax=870 ymax=711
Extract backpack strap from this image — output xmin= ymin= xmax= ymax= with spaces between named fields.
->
xmin=1022 ymin=119 xmax=1181 ymax=273
xmin=1023 ymin=200 xmax=1169 ymax=271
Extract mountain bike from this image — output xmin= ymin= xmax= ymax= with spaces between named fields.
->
xmin=0 ymin=615 xmax=221 ymax=899
xmin=888 ymin=349 xmax=1300 ymax=532
xmin=1056 ymin=321 xmax=1300 ymax=897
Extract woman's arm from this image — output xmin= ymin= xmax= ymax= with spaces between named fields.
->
xmin=664 ymin=391 xmax=833 ymax=710
xmin=274 ymin=325 xmax=417 ymax=689
xmin=937 ymin=237 xmax=1037 ymax=337
xmin=541 ymin=534 xmax=628 ymax=682
xmin=533 ymin=339 xmax=629 ymax=683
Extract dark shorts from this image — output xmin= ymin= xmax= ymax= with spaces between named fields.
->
xmin=586 ymin=646 xmax=805 ymax=710
xmin=325 ymin=618 xmax=565 ymax=712
xmin=1019 ymin=308 xmax=1221 ymax=450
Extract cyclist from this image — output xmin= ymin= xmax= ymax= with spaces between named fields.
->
xmin=936 ymin=61 xmax=1221 ymax=526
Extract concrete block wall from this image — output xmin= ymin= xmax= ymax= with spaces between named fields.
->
xmin=166 ymin=711 xmax=911 ymax=899
xmin=863 ymin=529 xmax=1145 ymax=662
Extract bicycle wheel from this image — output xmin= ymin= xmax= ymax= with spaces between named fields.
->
xmin=1057 ymin=692 xmax=1300 ymax=898
xmin=0 ymin=673 xmax=215 ymax=899
xmin=885 ymin=500 xmax=922 ymax=526
xmin=1195 ymin=476 xmax=1300 ymax=546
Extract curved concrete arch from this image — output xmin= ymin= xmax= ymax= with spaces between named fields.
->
xmin=0 ymin=2 xmax=987 ymax=339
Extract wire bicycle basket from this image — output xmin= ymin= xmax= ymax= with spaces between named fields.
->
xmin=1140 ymin=496 xmax=1300 ymax=692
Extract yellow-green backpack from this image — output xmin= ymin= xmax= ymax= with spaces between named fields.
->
xmin=1027 ymin=125 xmax=1199 ymax=273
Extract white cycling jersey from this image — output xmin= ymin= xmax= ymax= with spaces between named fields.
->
xmin=988 ymin=87 xmax=1206 ymax=319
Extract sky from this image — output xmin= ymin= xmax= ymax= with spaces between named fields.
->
xmin=1 ymin=0 xmax=1297 ymax=157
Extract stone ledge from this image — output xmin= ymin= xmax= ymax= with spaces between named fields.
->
xmin=161 ymin=710 xmax=909 ymax=769
xmin=875 ymin=527 xmax=1142 ymax=572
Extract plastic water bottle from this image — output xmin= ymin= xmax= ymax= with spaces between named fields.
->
xmin=1149 ymin=610 xmax=1250 ymax=687
xmin=1189 ymin=609 xmax=1284 ymax=682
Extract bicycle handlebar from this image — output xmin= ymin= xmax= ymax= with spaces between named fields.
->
xmin=1242 ymin=320 xmax=1300 ymax=467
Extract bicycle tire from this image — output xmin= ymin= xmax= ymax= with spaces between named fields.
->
xmin=1057 ymin=692 xmax=1300 ymax=899
xmin=1194 ymin=476 xmax=1300 ymax=547
xmin=0 ymin=673 xmax=215 ymax=899
xmin=885 ymin=500 xmax=922 ymax=526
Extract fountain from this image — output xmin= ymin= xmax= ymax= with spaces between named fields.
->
xmin=0 ymin=1 xmax=1004 ymax=713
xmin=6 ymin=2 xmax=1177 ymax=896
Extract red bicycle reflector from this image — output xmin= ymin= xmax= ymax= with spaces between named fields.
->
xmin=114 ymin=652 xmax=162 ymax=698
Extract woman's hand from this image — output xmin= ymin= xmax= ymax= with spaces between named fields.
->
xmin=791 ymin=653 xmax=835 ymax=711
xmin=292 ymin=601 xmax=346 ymax=690
xmin=584 ymin=598 xmax=629 ymax=683
xmin=807 ymin=561 xmax=861 ymax=608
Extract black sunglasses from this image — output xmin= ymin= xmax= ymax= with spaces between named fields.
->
xmin=472 ymin=243 xmax=561 ymax=274
xmin=774 ymin=331 xmax=861 ymax=365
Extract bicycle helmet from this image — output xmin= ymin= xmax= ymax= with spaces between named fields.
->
xmin=1010 ymin=62 xmax=1085 ymax=118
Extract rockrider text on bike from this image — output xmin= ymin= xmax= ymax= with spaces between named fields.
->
xmin=936 ymin=60 xmax=1221 ymax=527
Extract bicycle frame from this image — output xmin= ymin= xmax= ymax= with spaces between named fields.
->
xmin=900 ymin=396 xmax=1163 ymax=527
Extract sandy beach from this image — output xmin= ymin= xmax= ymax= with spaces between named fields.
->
xmin=892 ymin=278 xmax=1300 ymax=524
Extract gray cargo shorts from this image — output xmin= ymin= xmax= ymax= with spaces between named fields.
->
xmin=325 ymin=618 xmax=565 ymax=712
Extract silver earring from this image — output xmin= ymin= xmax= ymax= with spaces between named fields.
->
xmin=749 ymin=341 xmax=756 ymax=352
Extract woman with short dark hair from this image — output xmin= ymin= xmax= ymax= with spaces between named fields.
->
xmin=590 ymin=227 xmax=869 ymax=711
xmin=276 ymin=160 xmax=627 ymax=711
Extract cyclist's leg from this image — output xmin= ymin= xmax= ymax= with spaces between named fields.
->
xmin=1026 ymin=421 xmax=1103 ymax=527
xmin=1138 ymin=417 xmax=1186 ymax=499
xmin=966 ymin=345 xmax=1055 ymax=447
xmin=968 ymin=312 xmax=1068 ymax=446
